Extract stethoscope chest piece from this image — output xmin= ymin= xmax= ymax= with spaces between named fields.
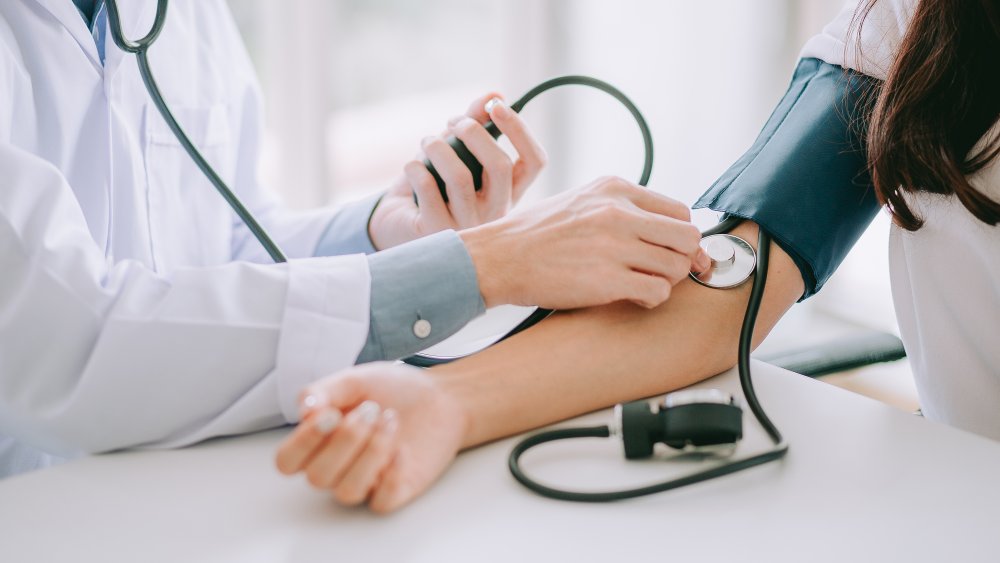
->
xmin=690 ymin=234 xmax=756 ymax=289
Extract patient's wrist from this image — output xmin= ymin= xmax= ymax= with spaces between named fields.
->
xmin=430 ymin=369 xmax=481 ymax=449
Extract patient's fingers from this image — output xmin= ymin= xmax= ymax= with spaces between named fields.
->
xmin=300 ymin=374 xmax=366 ymax=413
xmin=368 ymin=454 xmax=414 ymax=515
xmin=331 ymin=409 xmax=399 ymax=506
xmin=303 ymin=401 xmax=382 ymax=489
xmin=275 ymin=408 xmax=343 ymax=475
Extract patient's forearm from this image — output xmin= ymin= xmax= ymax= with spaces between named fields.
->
xmin=432 ymin=222 xmax=805 ymax=448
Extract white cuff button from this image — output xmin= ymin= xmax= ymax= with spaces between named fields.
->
xmin=413 ymin=319 xmax=432 ymax=339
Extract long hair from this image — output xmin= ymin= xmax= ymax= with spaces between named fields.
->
xmin=858 ymin=0 xmax=1000 ymax=230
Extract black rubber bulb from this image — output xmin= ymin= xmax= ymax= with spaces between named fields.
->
xmin=423 ymin=121 xmax=503 ymax=203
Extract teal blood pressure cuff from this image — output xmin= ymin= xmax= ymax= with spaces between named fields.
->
xmin=694 ymin=58 xmax=882 ymax=300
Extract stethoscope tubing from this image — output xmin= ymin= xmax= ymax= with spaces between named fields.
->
xmin=106 ymin=0 xmax=288 ymax=263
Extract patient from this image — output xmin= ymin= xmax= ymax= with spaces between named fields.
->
xmin=276 ymin=0 xmax=1000 ymax=512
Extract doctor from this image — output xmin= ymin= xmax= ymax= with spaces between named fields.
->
xmin=0 ymin=0 xmax=708 ymax=475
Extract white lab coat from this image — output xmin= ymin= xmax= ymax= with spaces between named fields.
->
xmin=0 ymin=0 xmax=371 ymax=466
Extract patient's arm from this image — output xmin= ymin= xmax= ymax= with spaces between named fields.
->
xmin=435 ymin=220 xmax=805 ymax=447
xmin=274 ymin=220 xmax=804 ymax=513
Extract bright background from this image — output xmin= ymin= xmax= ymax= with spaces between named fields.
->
xmin=226 ymin=0 xmax=915 ymax=408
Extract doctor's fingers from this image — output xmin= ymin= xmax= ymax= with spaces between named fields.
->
xmin=330 ymin=409 xmax=400 ymax=506
xmin=464 ymin=91 xmax=504 ymax=125
xmin=303 ymin=401 xmax=383 ymax=489
xmin=486 ymin=98 xmax=547 ymax=202
xmin=422 ymin=136 xmax=481 ymax=228
xmin=449 ymin=117 xmax=514 ymax=218
xmin=404 ymin=160 xmax=454 ymax=226
xmin=609 ymin=182 xmax=692 ymax=222
xmin=622 ymin=271 xmax=673 ymax=309
xmin=625 ymin=244 xmax=696 ymax=287
xmin=629 ymin=211 xmax=704 ymax=260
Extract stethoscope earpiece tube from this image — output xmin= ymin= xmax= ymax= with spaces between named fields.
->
xmin=422 ymin=75 xmax=654 ymax=203
xmin=107 ymin=0 xmax=288 ymax=263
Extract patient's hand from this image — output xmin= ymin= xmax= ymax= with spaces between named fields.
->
xmin=275 ymin=363 xmax=465 ymax=514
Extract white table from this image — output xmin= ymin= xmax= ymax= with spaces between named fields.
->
xmin=2 ymin=361 xmax=999 ymax=563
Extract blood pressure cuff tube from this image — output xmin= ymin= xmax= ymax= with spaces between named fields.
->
xmin=693 ymin=57 xmax=882 ymax=300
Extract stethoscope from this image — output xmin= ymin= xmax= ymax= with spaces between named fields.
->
xmin=107 ymin=0 xmax=787 ymax=503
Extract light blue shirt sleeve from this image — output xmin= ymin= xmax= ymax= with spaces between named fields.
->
xmin=314 ymin=195 xmax=486 ymax=363
xmin=313 ymin=193 xmax=382 ymax=256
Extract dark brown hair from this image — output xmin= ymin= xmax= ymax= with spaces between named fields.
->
xmin=857 ymin=0 xmax=1000 ymax=230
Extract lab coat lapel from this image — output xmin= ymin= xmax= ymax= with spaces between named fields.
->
xmin=26 ymin=0 xmax=102 ymax=69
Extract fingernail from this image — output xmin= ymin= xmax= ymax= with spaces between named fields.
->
xmin=302 ymin=393 xmax=321 ymax=410
xmin=351 ymin=400 xmax=381 ymax=425
xmin=484 ymin=97 xmax=505 ymax=115
xmin=696 ymin=249 xmax=711 ymax=273
xmin=447 ymin=115 xmax=464 ymax=127
xmin=313 ymin=409 xmax=342 ymax=435
xmin=381 ymin=409 xmax=399 ymax=433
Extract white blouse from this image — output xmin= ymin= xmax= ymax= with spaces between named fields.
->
xmin=803 ymin=0 xmax=1000 ymax=439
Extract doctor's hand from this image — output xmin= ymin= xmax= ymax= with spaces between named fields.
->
xmin=461 ymin=176 xmax=711 ymax=310
xmin=368 ymin=92 xmax=547 ymax=250
xmin=275 ymin=363 xmax=464 ymax=514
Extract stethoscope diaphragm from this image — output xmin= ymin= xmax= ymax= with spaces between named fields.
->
xmin=689 ymin=234 xmax=756 ymax=289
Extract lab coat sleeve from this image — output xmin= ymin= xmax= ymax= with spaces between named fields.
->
xmin=0 ymin=141 xmax=371 ymax=456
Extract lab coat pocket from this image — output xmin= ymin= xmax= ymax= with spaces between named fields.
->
xmin=144 ymin=104 xmax=236 ymax=272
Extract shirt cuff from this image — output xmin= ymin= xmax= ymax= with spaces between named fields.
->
xmin=356 ymin=230 xmax=486 ymax=363
xmin=313 ymin=193 xmax=383 ymax=257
